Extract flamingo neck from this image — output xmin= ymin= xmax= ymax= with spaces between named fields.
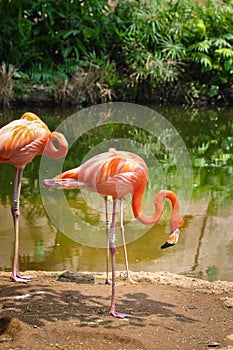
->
xmin=43 ymin=131 xmax=68 ymax=159
xmin=132 ymin=189 xmax=183 ymax=232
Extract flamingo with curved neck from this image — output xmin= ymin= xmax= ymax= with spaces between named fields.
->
xmin=0 ymin=112 xmax=68 ymax=282
xmin=43 ymin=148 xmax=183 ymax=317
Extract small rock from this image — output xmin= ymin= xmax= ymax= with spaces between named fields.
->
xmin=223 ymin=298 xmax=233 ymax=308
xmin=94 ymin=319 xmax=104 ymax=323
xmin=187 ymin=306 xmax=198 ymax=310
xmin=12 ymin=293 xmax=33 ymax=300
xmin=226 ymin=334 xmax=233 ymax=342
xmin=57 ymin=271 xmax=94 ymax=284
xmin=208 ymin=341 xmax=220 ymax=347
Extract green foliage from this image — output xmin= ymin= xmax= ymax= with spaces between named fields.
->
xmin=0 ymin=0 xmax=113 ymax=78
xmin=0 ymin=0 xmax=232 ymax=105
xmin=53 ymin=57 xmax=118 ymax=106
xmin=112 ymin=0 xmax=232 ymax=100
xmin=113 ymin=0 xmax=186 ymax=87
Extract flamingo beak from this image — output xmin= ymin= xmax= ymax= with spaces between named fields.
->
xmin=160 ymin=227 xmax=180 ymax=249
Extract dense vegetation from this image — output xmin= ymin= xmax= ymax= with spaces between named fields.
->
xmin=0 ymin=0 xmax=232 ymax=106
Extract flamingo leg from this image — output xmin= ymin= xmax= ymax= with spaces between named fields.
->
xmin=104 ymin=196 xmax=111 ymax=285
xmin=11 ymin=168 xmax=31 ymax=283
xmin=119 ymin=198 xmax=137 ymax=284
xmin=109 ymin=199 xmax=130 ymax=318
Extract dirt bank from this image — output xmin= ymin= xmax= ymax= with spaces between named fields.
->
xmin=0 ymin=271 xmax=232 ymax=350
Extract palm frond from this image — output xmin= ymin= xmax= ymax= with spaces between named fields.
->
xmin=188 ymin=40 xmax=211 ymax=53
xmin=215 ymin=48 xmax=233 ymax=58
xmin=159 ymin=36 xmax=186 ymax=60
xmin=211 ymin=38 xmax=231 ymax=49
xmin=190 ymin=52 xmax=212 ymax=69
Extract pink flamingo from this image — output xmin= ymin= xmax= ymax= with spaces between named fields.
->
xmin=0 ymin=112 xmax=68 ymax=282
xmin=43 ymin=148 xmax=183 ymax=318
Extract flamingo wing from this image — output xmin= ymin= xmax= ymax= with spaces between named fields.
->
xmin=0 ymin=119 xmax=49 ymax=167
xmin=44 ymin=171 xmax=136 ymax=198
xmin=96 ymin=172 xmax=136 ymax=198
xmin=43 ymin=149 xmax=148 ymax=197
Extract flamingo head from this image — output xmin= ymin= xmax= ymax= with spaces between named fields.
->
xmin=160 ymin=226 xmax=181 ymax=249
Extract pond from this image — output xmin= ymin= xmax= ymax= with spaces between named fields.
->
xmin=0 ymin=103 xmax=232 ymax=282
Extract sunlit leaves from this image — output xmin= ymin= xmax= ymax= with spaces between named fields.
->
xmin=215 ymin=48 xmax=233 ymax=59
xmin=190 ymin=53 xmax=212 ymax=69
xmin=212 ymin=38 xmax=232 ymax=49
xmin=188 ymin=40 xmax=211 ymax=54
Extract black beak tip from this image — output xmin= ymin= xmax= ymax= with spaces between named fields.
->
xmin=160 ymin=242 xmax=175 ymax=249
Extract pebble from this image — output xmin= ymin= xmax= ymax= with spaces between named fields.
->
xmin=223 ymin=298 xmax=233 ymax=308
xmin=226 ymin=334 xmax=233 ymax=342
xmin=208 ymin=341 xmax=220 ymax=347
xmin=58 ymin=271 xmax=95 ymax=284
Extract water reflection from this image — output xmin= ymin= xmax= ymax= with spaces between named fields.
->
xmin=0 ymin=105 xmax=232 ymax=281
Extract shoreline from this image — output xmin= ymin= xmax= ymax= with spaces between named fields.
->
xmin=1 ymin=270 xmax=232 ymax=294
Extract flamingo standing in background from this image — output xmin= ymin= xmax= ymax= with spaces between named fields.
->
xmin=0 ymin=112 xmax=68 ymax=283
xmin=44 ymin=148 xmax=183 ymax=318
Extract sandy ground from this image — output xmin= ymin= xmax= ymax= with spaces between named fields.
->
xmin=0 ymin=270 xmax=233 ymax=350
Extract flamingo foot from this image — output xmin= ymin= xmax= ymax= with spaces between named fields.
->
xmin=98 ymin=278 xmax=112 ymax=285
xmin=125 ymin=276 xmax=139 ymax=285
xmin=109 ymin=308 xmax=130 ymax=319
xmin=11 ymin=273 xmax=32 ymax=283
xmin=120 ymin=271 xmax=138 ymax=285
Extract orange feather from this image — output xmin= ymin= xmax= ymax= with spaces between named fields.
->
xmin=0 ymin=112 xmax=68 ymax=283
xmin=45 ymin=148 xmax=183 ymax=233
xmin=0 ymin=112 xmax=68 ymax=168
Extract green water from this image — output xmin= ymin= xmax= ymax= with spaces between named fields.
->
xmin=0 ymin=104 xmax=232 ymax=281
